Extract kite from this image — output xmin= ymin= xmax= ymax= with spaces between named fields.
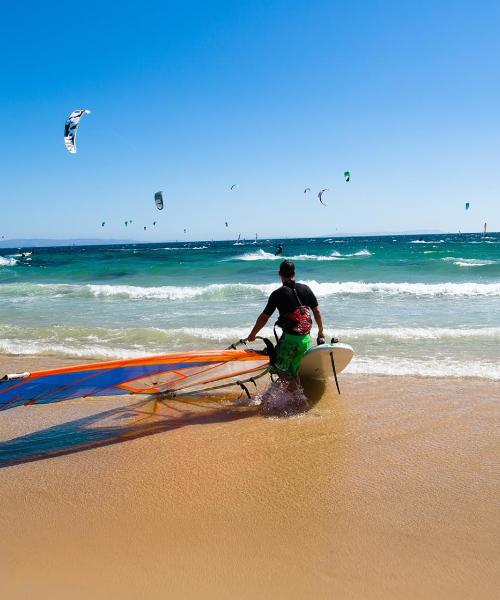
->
xmin=318 ymin=189 xmax=329 ymax=206
xmin=155 ymin=191 xmax=164 ymax=210
xmin=230 ymin=184 xmax=239 ymax=190
xmin=64 ymin=109 xmax=91 ymax=154
xmin=465 ymin=202 xmax=470 ymax=210
xmin=344 ymin=171 xmax=350 ymax=182
xmin=101 ymin=222 xmax=105 ymax=227
xmin=304 ymin=188 xmax=311 ymax=194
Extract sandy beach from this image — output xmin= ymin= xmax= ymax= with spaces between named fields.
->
xmin=3 ymin=0 xmax=500 ymax=597
xmin=1 ymin=355 xmax=498 ymax=599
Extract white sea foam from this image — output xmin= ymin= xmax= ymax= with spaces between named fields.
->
xmin=410 ymin=239 xmax=445 ymax=244
xmin=233 ymin=250 xmax=278 ymax=260
xmin=3 ymin=324 xmax=499 ymax=346
xmin=331 ymin=249 xmax=372 ymax=257
xmin=160 ymin=245 xmax=208 ymax=250
xmin=346 ymin=356 xmax=500 ymax=380
xmin=454 ymin=260 xmax=496 ymax=267
xmin=1 ymin=280 xmax=500 ymax=301
xmin=176 ymin=325 xmax=500 ymax=341
xmin=441 ymin=257 xmax=497 ymax=267
xmin=334 ymin=326 xmax=500 ymax=340
xmin=233 ymin=249 xmax=370 ymax=261
xmin=0 ymin=256 xmax=17 ymax=266
xmin=233 ymin=250 xmax=342 ymax=261
xmin=0 ymin=339 xmax=145 ymax=360
xmin=86 ymin=283 xmax=278 ymax=300
xmin=301 ymin=280 xmax=500 ymax=298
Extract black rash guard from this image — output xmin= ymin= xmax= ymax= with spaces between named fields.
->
xmin=263 ymin=282 xmax=318 ymax=318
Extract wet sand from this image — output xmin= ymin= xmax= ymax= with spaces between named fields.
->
xmin=0 ymin=355 xmax=499 ymax=599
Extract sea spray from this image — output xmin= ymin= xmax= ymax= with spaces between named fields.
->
xmin=258 ymin=379 xmax=309 ymax=416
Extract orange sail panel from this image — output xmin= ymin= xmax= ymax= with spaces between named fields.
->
xmin=0 ymin=349 xmax=270 ymax=412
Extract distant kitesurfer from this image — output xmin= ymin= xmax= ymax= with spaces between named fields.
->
xmin=275 ymin=243 xmax=283 ymax=255
xmin=246 ymin=260 xmax=325 ymax=413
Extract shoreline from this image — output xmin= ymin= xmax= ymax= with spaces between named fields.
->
xmin=1 ymin=352 xmax=499 ymax=383
xmin=1 ymin=353 xmax=499 ymax=598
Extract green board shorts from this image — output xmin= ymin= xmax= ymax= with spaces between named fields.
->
xmin=272 ymin=332 xmax=311 ymax=377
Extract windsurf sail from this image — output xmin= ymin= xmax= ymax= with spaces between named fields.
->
xmin=0 ymin=349 xmax=270 ymax=412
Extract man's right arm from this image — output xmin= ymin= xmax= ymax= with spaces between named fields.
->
xmin=247 ymin=293 xmax=276 ymax=342
xmin=247 ymin=313 xmax=269 ymax=342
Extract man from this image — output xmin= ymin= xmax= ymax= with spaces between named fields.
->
xmin=247 ymin=260 xmax=324 ymax=379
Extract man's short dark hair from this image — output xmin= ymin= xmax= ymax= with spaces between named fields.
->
xmin=279 ymin=260 xmax=295 ymax=277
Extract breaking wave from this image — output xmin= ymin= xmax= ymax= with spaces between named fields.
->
xmin=233 ymin=249 xmax=371 ymax=261
xmin=0 ymin=256 xmax=17 ymax=266
xmin=1 ymin=280 xmax=500 ymax=302
xmin=410 ymin=239 xmax=445 ymax=244
xmin=330 ymin=249 xmax=372 ymax=257
xmin=347 ymin=357 xmax=500 ymax=380
xmin=441 ymin=257 xmax=497 ymax=267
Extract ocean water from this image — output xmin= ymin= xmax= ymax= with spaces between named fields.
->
xmin=0 ymin=233 xmax=499 ymax=379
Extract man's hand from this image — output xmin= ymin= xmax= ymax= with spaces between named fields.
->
xmin=246 ymin=312 xmax=269 ymax=344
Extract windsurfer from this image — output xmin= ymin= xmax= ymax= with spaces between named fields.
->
xmin=246 ymin=260 xmax=324 ymax=412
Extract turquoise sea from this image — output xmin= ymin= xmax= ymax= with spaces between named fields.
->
xmin=1 ymin=233 xmax=499 ymax=379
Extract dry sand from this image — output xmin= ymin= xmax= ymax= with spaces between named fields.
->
xmin=0 ymin=355 xmax=499 ymax=599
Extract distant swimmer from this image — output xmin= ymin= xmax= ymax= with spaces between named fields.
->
xmin=275 ymin=243 xmax=283 ymax=256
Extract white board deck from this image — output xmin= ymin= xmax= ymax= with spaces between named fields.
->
xmin=299 ymin=343 xmax=354 ymax=382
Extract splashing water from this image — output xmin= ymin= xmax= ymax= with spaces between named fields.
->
xmin=258 ymin=379 xmax=309 ymax=417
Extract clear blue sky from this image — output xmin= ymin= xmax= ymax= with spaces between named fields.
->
xmin=1 ymin=0 xmax=499 ymax=241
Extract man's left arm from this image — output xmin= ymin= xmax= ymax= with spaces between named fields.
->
xmin=312 ymin=306 xmax=325 ymax=341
